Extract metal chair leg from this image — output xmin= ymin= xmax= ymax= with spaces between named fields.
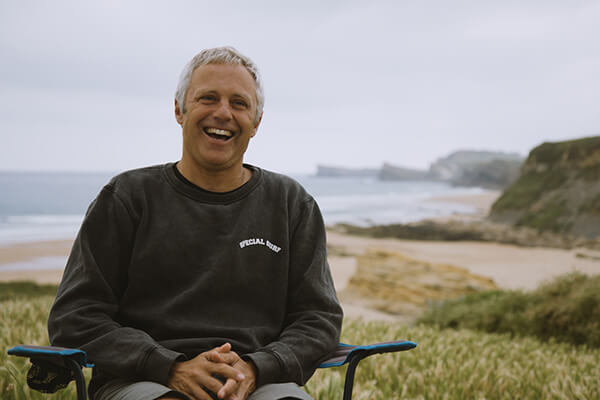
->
xmin=63 ymin=357 xmax=87 ymax=400
xmin=342 ymin=355 xmax=362 ymax=400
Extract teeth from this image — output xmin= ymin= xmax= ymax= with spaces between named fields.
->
xmin=205 ymin=128 xmax=233 ymax=137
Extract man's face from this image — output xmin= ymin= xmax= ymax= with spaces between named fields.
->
xmin=175 ymin=63 xmax=261 ymax=174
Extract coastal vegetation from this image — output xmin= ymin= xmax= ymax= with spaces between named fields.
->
xmin=0 ymin=282 xmax=57 ymax=302
xmin=2 ymin=280 xmax=599 ymax=399
xmin=490 ymin=136 xmax=600 ymax=237
xmin=418 ymin=272 xmax=600 ymax=348
xmin=332 ymin=219 xmax=600 ymax=249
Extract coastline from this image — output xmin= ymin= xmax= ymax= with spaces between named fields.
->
xmin=0 ymin=239 xmax=72 ymax=284
xmin=2 ymin=190 xmax=599 ymax=321
xmin=425 ymin=190 xmax=501 ymax=220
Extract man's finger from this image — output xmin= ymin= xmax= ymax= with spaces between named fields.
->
xmin=217 ymin=377 xmax=239 ymax=399
xmin=198 ymin=374 xmax=233 ymax=398
xmin=216 ymin=342 xmax=232 ymax=352
xmin=204 ymin=349 xmax=241 ymax=365
xmin=208 ymin=362 xmax=245 ymax=382
xmin=188 ymin=386 xmax=215 ymax=400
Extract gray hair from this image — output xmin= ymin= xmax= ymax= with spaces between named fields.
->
xmin=175 ymin=46 xmax=264 ymax=124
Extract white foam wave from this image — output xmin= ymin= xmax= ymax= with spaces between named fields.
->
xmin=0 ymin=256 xmax=67 ymax=271
xmin=0 ymin=214 xmax=83 ymax=244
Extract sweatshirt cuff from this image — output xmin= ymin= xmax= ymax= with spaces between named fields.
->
xmin=139 ymin=346 xmax=186 ymax=385
xmin=242 ymin=351 xmax=283 ymax=387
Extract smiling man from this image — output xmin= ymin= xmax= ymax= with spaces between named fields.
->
xmin=48 ymin=47 xmax=343 ymax=400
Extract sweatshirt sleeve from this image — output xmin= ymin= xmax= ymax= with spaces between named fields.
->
xmin=47 ymin=185 xmax=185 ymax=384
xmin=243 ymin=198 xmax=343 ymax=387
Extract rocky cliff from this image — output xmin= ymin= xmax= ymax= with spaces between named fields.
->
xmin=490 ymin=136 xmax=600 ymax=238
xmin=429 ymin=150 xmax=523 ymax=189
xmin=317 ymin=150 xmax=524 ymax=189
xmin=378 ymin=162 xmax=432 ymax=181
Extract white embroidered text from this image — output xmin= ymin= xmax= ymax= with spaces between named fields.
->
xmin=239 ymin=238 xmax=282 ymax=253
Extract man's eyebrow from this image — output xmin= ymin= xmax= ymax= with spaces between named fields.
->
xmin=191 ymin=89 xmax=216 ymax=96
xmin=231 ymin=93 xmax=252 ymax=103
xmin=190 ymin=89 xmax=252 ymax=102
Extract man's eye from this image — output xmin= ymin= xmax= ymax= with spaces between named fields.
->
xmin=198 ymin=95 xmax=216 ymax=102
xmin=232 ymin=100 xmax=248 ymax=108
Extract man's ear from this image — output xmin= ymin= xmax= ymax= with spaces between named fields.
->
xmin=174 ymin=100 xmax=184 ymax=125
xmin=251 ymin=112 xmax=263 ymax=138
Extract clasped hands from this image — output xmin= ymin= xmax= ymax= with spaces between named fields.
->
xmin=168 ymin=343 xmax=256 ymax=400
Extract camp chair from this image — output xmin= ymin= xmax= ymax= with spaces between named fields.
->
xmin=8 ymin=340 xmax=416 ymax=400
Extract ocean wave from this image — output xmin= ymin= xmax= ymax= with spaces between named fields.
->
xmin=0 ymin=214 xmax=83 ymax=244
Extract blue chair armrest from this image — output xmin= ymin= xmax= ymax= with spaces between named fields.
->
xmin=8 ymin=344 xmax=93 ymax=368
xmin=7 ymin=344 xmax=91 ymax=400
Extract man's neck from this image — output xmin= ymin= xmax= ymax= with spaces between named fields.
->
xmin=176 ymin=161 xmax=251 ymax=193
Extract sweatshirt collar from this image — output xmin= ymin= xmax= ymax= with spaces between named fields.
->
xmin=163 ymin=162 xmax=262 ymax=204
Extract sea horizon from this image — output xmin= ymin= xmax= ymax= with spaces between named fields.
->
xmin=1 ymin=170 xmax=488 ymax=247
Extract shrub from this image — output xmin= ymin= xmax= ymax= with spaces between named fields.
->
xmin=0 ymin=281 xmax=58 ymax=302
xmin=418 ymin=272 xmax=600 ymax=347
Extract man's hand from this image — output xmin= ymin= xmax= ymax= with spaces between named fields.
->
xmin=167 ymin=343 xmax=245 ymax=400
xmin=217 ymin=358 xmax=256 ymax=400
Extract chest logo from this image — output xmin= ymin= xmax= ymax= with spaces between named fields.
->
xmin=239 ymin=238 xmax=282 ymax=253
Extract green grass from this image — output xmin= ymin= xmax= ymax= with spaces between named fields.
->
xmin=334 ymin=222 xmax=484 ymax=242
xmin=515 ymin=199 xmax=571 ymax=233
xmin=418 ymin=272 xmax=600 ymax=348
xmin=529 ymin=136 xmax=600 ymax=165
xmin=2 ymin=282 xmax=600 ymax=399
xmin=490 ymin=136 xmax=600 ymax=230
xmin=491 ymin=169 xmax=567 ymax=211
xmin=0 ymin=281 xmax=58 ymax=302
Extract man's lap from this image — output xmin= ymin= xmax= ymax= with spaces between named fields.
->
xmin=95 ymin=378 xmax=312 ymax=400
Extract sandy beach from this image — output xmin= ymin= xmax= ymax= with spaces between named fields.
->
xmin=327 ymin=231 xmax=600 ymax=292
xmin=2 ymin=190 xmax=599 ymax=320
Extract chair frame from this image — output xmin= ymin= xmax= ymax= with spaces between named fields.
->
xmin=8 ymin=340 xmax=417 ymax=400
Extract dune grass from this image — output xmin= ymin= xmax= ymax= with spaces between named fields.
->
xmin=0 ymin=281 xmax=58 ymax=302
xmin=418 ymin=272 xmax=600 ymax=348
xmin=1 ymin=283 xmax=599 ymax=399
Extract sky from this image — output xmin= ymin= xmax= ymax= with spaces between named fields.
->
xmin=1 ymin=0 xmax=599 ymax=174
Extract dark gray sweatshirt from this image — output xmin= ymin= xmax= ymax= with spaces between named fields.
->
xmin=48 ymin=163 xmax=343 ymax=397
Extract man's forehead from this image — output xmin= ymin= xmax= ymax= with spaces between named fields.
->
xmin=191 ymin=63 xmax=255 ymax=86
xmin=188 ymin=63 xmax=256 ymax=101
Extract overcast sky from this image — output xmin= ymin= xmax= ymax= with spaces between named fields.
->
xmin=1 ymin=1 xmax=599 ymax=174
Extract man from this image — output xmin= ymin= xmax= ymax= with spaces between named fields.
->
xmin=48 ymin=46 xmax=343 ymax=400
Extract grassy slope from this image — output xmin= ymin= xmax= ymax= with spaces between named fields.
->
xmin=417 ymin=272 xmax=600 ymax=348
xmin=491 ymin=136 xmax=600 ymax=234
xmin=1 ymin=282 xmax=599 ymax=399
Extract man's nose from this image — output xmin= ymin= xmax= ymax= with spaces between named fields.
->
xmin=213 ymin=100 xmax=233 ymax=120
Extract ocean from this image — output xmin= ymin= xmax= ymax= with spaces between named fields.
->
xmin=0 ymin=169 xmax=484 ymax=246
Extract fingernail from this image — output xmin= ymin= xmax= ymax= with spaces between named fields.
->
xmin=237 ymin=373 xmax=245 ymax=380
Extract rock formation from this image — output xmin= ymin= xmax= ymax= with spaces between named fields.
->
xmin=378 ymin=162 xmax=432 ymax=181
xmin=490 ymin=136 xmax=600 ymax=238
xmin=316 ymin=150 xmax=524 ymax=189
xmin=341 ymin=249 xmax=497 ymax=316
xmin=428 ymin=150 xmax=523 ymax=189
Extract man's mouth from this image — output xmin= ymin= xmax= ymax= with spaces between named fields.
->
xmin=204 ymin=127 xmax=233 ymax=141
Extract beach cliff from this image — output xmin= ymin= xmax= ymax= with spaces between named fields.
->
xmin=490 ymin=136 xmax=600 ymax=238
